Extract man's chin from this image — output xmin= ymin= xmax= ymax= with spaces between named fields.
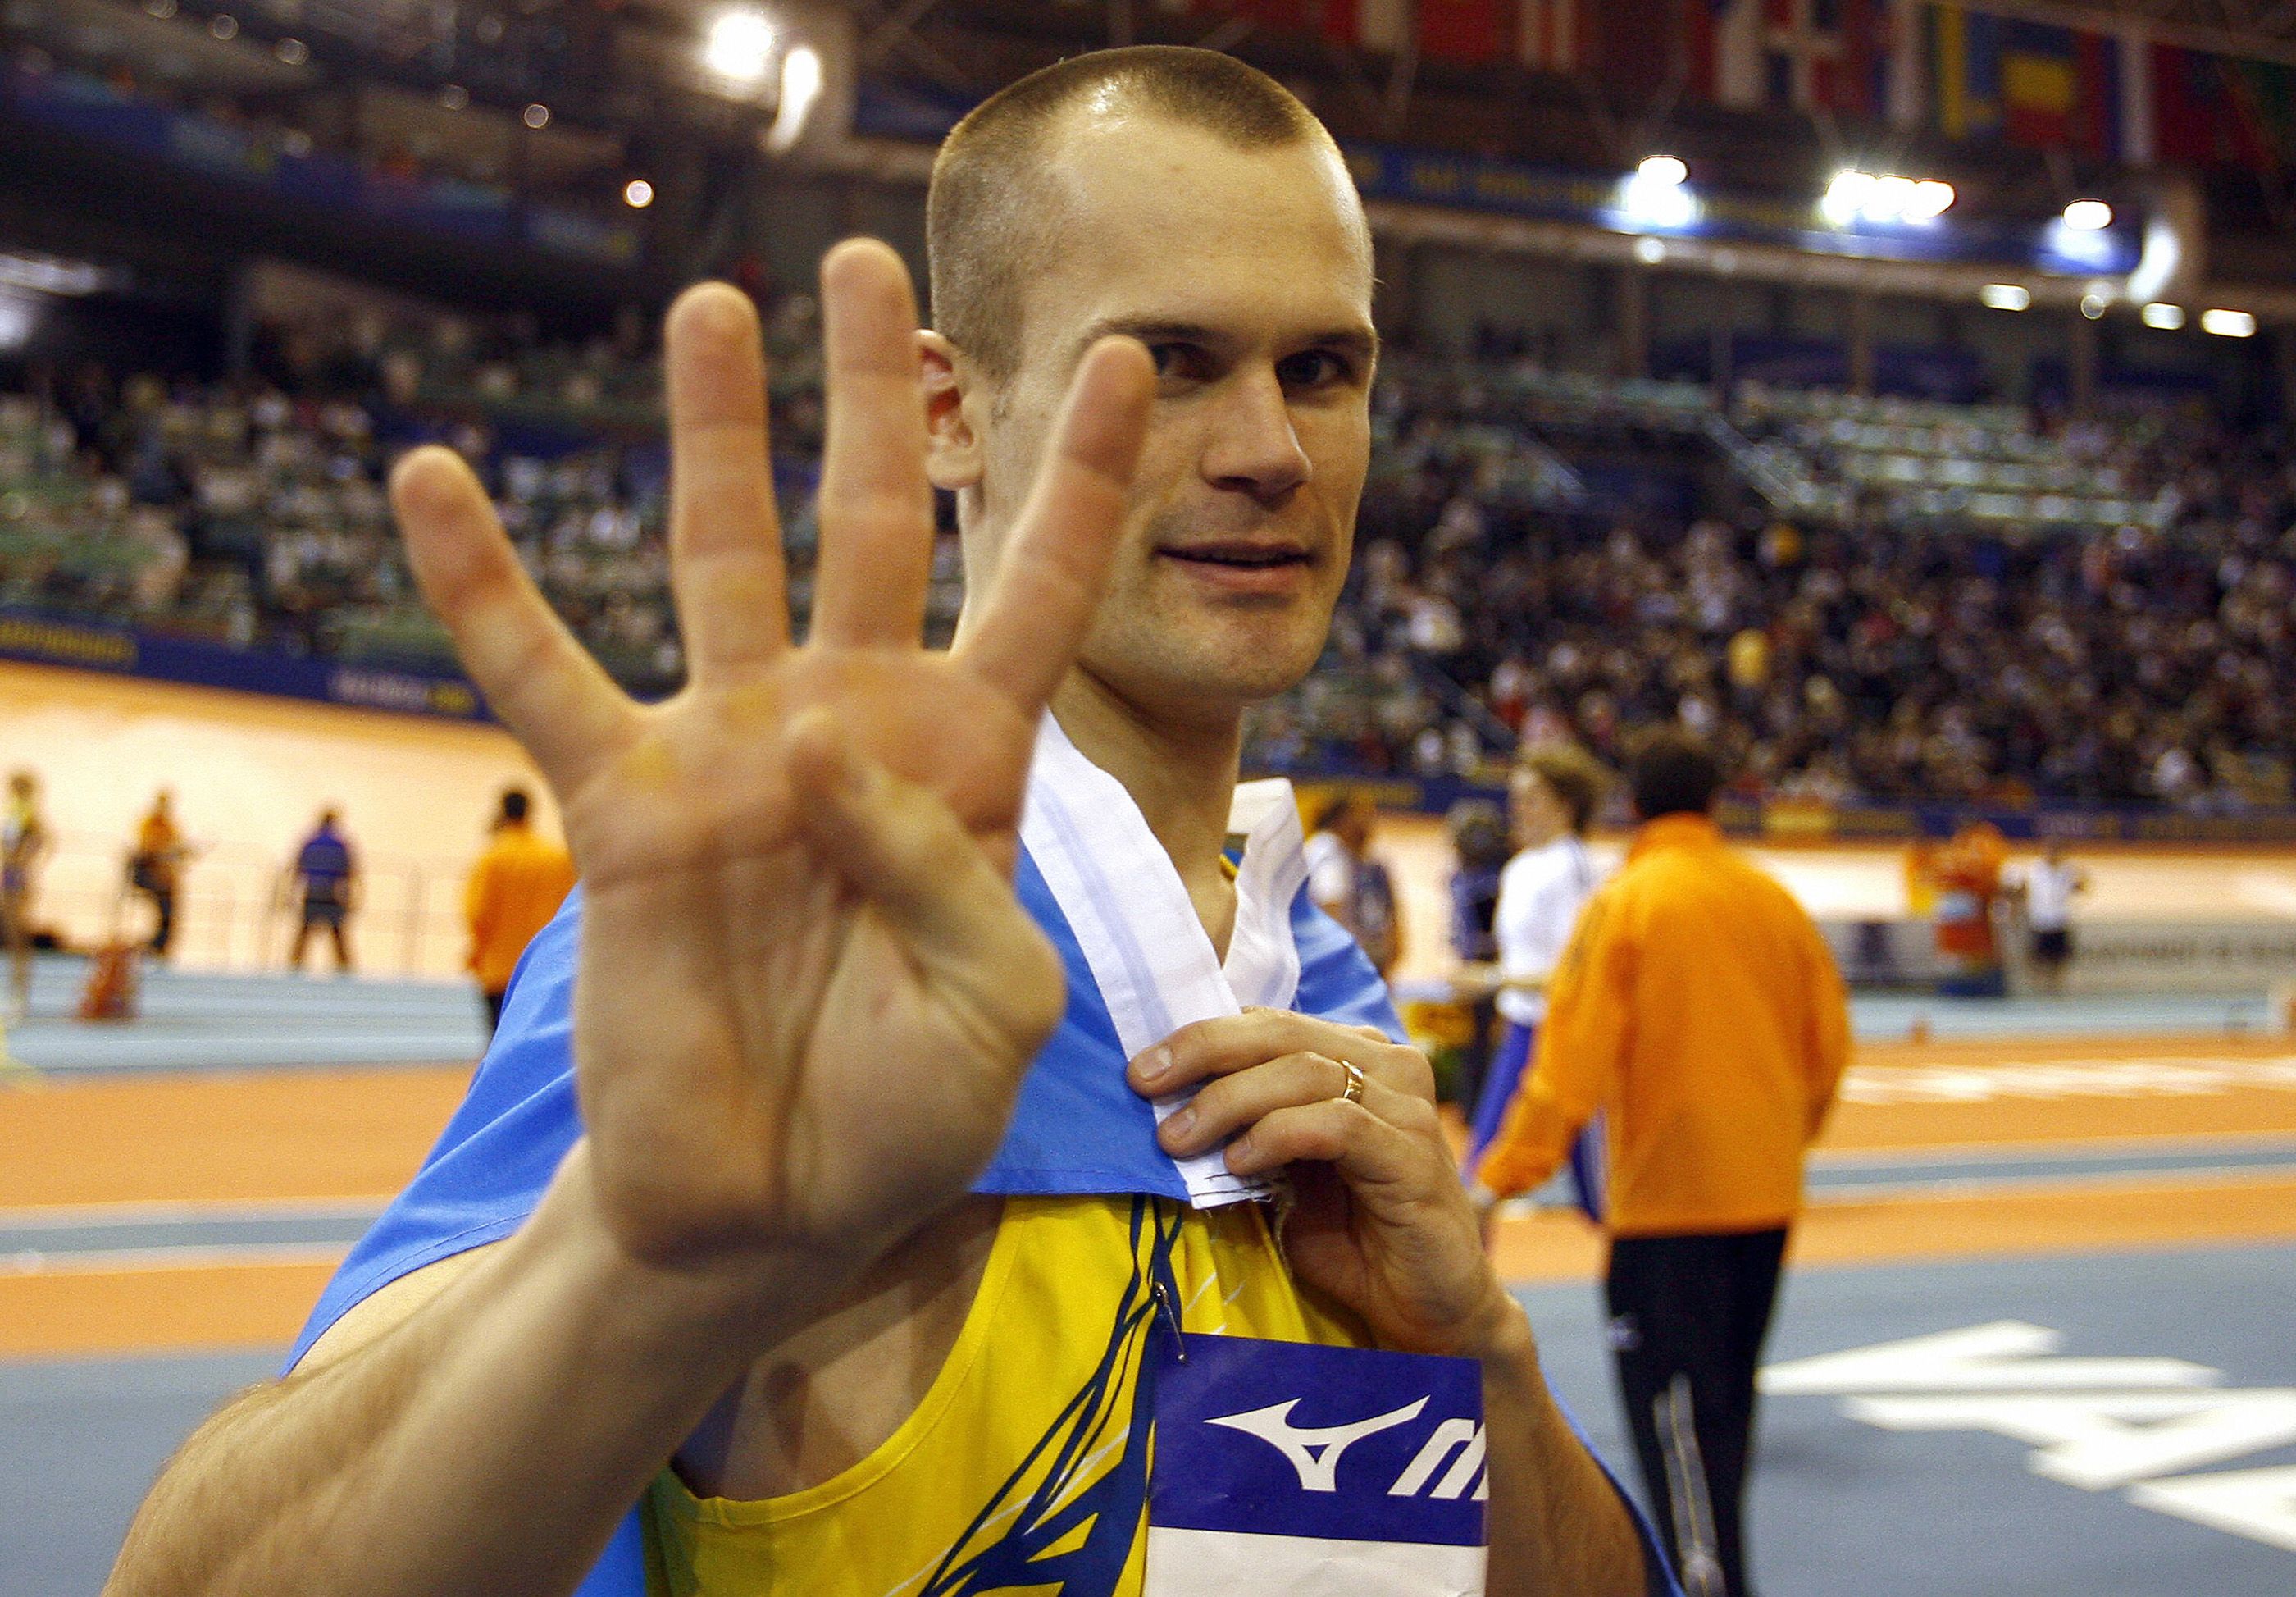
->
xmin=1084 ymin=636 xmax=1322 ymax=725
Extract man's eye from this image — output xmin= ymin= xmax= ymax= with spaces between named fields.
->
xmin=1149 ymin=344 xmax=1201 ymax=380
xmin=1279 ymin=350 xmax=1353 ymax=388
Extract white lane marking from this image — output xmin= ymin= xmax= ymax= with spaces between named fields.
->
xmin=0 ymin=1243 xmax=349 ymax=1275
xmin=0 ymin=1197 xmax=392 ymax=1230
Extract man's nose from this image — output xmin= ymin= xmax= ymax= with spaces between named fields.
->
xmin=1200 ymin=366 xmax=1310 ymax=503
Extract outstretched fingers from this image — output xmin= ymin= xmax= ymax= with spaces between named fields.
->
xmin=957 ymin=336 xmax=1155 ymax=713
xmin=392 ymin=446 xmax=635 ymax=793
xmin=810 ymin=240 xmax=938 ymax=650
xmin=665 ymin=282 xmax=790 ymax=678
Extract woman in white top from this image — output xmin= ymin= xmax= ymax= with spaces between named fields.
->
xmin=1466 ymin=745 xmax=1608 ymax=1172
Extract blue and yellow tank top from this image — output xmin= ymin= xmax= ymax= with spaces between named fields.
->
xmin=645 ymin=1193 xmax=1367 ymax=1595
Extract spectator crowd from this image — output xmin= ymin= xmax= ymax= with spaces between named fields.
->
xmin=5 ymin=317 xmax=2294 ymax=813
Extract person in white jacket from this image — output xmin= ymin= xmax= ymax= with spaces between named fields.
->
xmin=1466 ymin=745 xmax=1609 ymax=1172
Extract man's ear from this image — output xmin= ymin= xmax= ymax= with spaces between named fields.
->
xmin=918 ymin=331 xmax=983 ymax=492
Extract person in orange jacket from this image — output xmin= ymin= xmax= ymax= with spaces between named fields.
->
xmin=1473 ymin=727 xmax=1850 ymax=1597
xmin=463 ymin=788 xmax=576 ymax=1038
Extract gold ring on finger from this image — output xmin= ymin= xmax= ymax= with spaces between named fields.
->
xmin=1336 ymin=1058 xmax=1365 ymax=1106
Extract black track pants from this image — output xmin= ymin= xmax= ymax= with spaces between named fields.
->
xmin=1605 ymin=1227 xmax=1789 ymax=1597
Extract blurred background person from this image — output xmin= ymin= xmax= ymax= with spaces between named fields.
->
xmin=2009 ymin=844 xmax=2090 ymax=996
xmin=1444 ymin=796 xmax=1511 ymax=1113
xmin=463 ymin=788 xmax=575 ymax=1038
xmin=1302 ymin=792 xmax=1401 ymax=977
xmin=1465 ymin=745 xmax=1608 ymax=1176
xmin=126 ymin=790 xmax=190 ymax=962
xmin=3 ymin=771 xmax=49 ymax=1023
xmin=1474 ymin=728 xmax=1850 ymax=1597
xmin=285 ymin=808 xmax=359 ymax=974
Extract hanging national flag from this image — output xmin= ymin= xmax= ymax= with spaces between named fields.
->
xmin=1419 ymin=0 xmax=1510 ymax=62
xmin=1929 ymin=3 xmax=2001 ymax=139
xmin=1518 ymin=0 xmax=1583 ymax=72
xmin=1997 ymin=19 xmax=2078 ymax=146
xmin=1714 ymin=0 xmax=1885 ymax=114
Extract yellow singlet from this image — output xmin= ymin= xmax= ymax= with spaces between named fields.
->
xmin=645 ymin=1193 xmax=1367 ymax=1596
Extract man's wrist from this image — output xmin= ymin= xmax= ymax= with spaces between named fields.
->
xmin=1457 ymin=1281 xmax=1539 ymax=1371
xmin=536 ymin=1142 xmax=868 ymax=1372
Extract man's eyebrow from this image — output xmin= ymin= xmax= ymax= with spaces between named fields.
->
xmin=1076 ymin=319 xmax=1381 ymax=362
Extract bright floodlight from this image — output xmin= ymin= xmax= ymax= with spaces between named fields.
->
xmin=623 ymin=179 xmax=654 ymax=208
xmin=1908 ymin=180 xmax=1956 ymax=220
xmin=2141 ymin=302 xmax=2186 ymax=330
xmin=1979 ymin=283 xmax=2031 ymax=312
xmin=1633 ymin=235 xmax=1667 ymax=264
xmin=1821 ymin=171 xmax=1874 ymax=227
xmin=764 ymin=43 xmax=823 ymax=152
xmin=2201 ymin=308 xmax=2257 ymax=338
xmin=1619 ymin=154 xmax=1695 ymax=230
xmin=706 ymin=10 xmax=777 ymax=84
xmin=2062 ymin=199 xmax=2112 ymax=231
xmin=1823 ymin=171 xmax=1951 ymax=227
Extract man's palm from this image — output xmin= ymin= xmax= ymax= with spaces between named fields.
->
xmin=390 ymin=243 xmax=1153 ymax=1269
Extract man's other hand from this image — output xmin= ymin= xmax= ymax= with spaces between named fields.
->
xmin=1129 ymin=1009 xmax=1521 ymax=1360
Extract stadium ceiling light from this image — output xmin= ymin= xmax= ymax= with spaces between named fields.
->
xmin=208 ymin=12 xmax=237 ymax=39
xmin=764 ymin=43 xmax=824 ymax=152
xmin=1822 ymin=170 xmax=1953 ymax=227
xmin=2201 ymin=308 xmax=2257 ymax=338
xmin=2062 ymin=198 xmax=2113 ymax=231
xmin=275 ymin=36 xmax=308 ymax=65
xmin=2080 ymin=292 xmax=2109 ymax=319
xmin=1620 ymin=154 xmax=1697 ymax=230
xmin=0 ymin=250 xmax=103 ymax=296
xmin=622 ymin=178 xmax=654 ymax=208
xmin=2141 ymin=302 xmax=2186 ymax=330
xmin=1908 ymin=180 xmax=1957 ymax=220
xmin=1633 ymin=235 xmax=1667 ymax=264
xmin=1979 ymin=283 xmax=2032 ymax=311
xmin=522 ymin=102 xmax=550 ymax=130
xmin=705 ymin=9 xmax=778 ymax=85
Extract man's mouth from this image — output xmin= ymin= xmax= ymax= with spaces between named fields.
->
xmin=1157 ymin=542 xmax=1313 ymax=571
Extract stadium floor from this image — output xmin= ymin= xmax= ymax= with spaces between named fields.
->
xmin=4 ymin=966 xmax=2294 ymax=1593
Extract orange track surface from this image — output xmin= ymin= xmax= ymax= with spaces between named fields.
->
xmin=0 ymin=1067 xmax=470 ymax=1208
xmin=5 ymin=1033 xmax=2296 ymax=1357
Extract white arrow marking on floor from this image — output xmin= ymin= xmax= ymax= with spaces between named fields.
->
xmin=2130 ymin=1465 xmax=2296 ymax=1554
xmin=1844 ymin=1390 xmax=2296 ymax=1490
xmin=1759 ymin=1321 xmax=2220 ymax=1395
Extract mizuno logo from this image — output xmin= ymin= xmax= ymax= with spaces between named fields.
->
xmin=1205 ymin=1396 xmax=1429 ymax=1492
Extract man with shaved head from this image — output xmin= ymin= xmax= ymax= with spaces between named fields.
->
xmin=111 ymin=48 xmax=1665 ymax=1597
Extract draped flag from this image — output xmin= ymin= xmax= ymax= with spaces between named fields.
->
xmin=1517 ymin=0 xmax=1583 ymax=72
xmin=1929 ymin=6 xmax=2132 ymax=159
xmin=1712 ymin=0 xmax=1888 ymax=116
xmin=2152 ymin=43 xmax=2296 ymax=172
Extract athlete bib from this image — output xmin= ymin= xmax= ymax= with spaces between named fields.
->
xmin=1148 ymin=1330 xmax=1487 ymax=1595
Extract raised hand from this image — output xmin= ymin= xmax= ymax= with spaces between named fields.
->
xmin=392 ymin=240 xmax=1154 ymax=1276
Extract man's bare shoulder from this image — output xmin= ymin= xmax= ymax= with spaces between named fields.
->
xmin=295 ymin=1245 xmax=499 ymax=1376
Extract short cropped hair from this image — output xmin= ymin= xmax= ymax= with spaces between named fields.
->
xmin=1628 ymin=728 xmax=1724 ymax=820
xmin=1520 ymin=746 xmax=1608 ymax=835
xmin=927 ymin=46 xmax=1335 ymax=380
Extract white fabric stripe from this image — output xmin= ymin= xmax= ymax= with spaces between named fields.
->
xmin=1020 ymin=714 xmax=1313 ymax=1208
xmin=1144 ymin=1525 xmax=1485 ymax=1595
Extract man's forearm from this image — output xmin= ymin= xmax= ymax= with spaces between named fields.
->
xmin=1482 ymin=1301 xmax=1650 ymax=1597
xmin=107 ymin=1145 xmax=845 ymax=1597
